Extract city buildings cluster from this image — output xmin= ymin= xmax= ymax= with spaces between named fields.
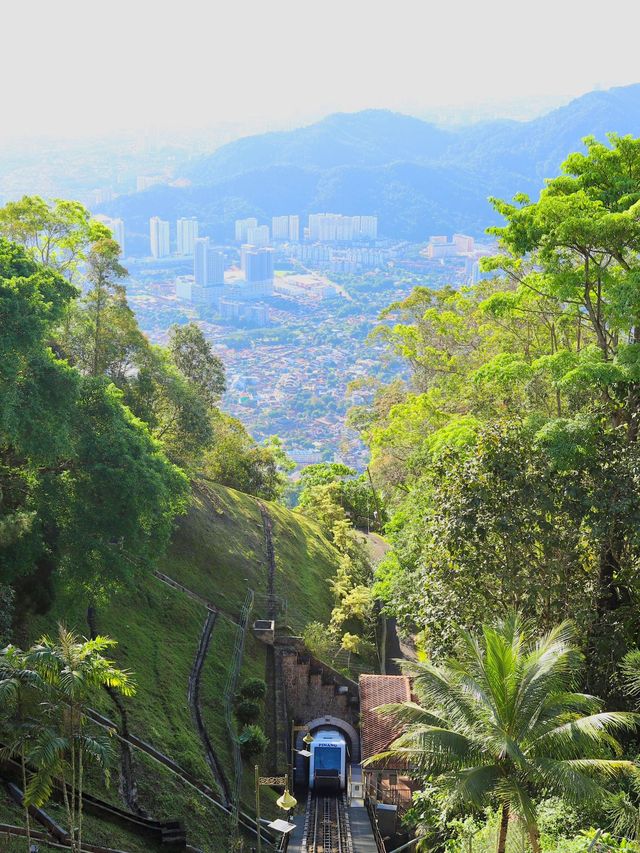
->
xmin=289 ymin=243 xmax=384 ymax=273
xmin=422 ymin=233 xmax=476 ymax=258
xmin=234 ymin=213 xmax=378 ymax=245
xmin=420 ymin=234 xmax=494 ymax=285
xmin=307 ymin=213 xmax=378 ymax=242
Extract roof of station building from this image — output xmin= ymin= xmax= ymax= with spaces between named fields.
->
xmin=359 ymin=674 xmax=411 ymax=762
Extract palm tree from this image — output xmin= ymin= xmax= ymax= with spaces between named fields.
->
xmin=367 ymin=614 xmax=637 ymax=853
xmin=0 ymin=644 xmax=48 ymax=852
xmin=24 ymin=625 xmax=135 ymax=853
xmin=603 ymin=650 xmax=640 ymax=842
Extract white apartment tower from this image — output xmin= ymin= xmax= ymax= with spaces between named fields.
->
xmin=307 ymin=213 xmax=378 ymax=242
xmin=235 ymin=217 xmax=258 ymax=242
xmin=149 ymin=217 xmax=170 ymax=258
xmin=194 ymin=237 xmax=224 ymax=287
xmin=246 ymin=224 xmax=270 ymax=247
xmin=177 ymin=218 xmax=199 ymax=255
xmin=110 ymin=218 xmax=126 ymax=257
xmin=272 ymin=215 xmax=300 ymax=242
xmin=272 ymin=216 xmax=289 ymax=241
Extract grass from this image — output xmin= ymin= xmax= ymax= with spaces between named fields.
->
xmin=266 ymin=497 xmax=336 ymax=632
xmin=16 ymin=481 xmax=341 ymax=852
xmin=0 ymin=785 xmax=168 ymax=852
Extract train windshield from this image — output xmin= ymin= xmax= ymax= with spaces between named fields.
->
xmin=315 ymin=746 xmax=342 ymax=771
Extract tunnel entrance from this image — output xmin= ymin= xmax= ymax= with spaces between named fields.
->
xmin=293 ymin=715 xmax=360 ymax=789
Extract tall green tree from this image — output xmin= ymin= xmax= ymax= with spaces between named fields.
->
xmin=63 ymin=237 xmax=146 ymax=382
xmin=0 ymin=645 xmax=47 ymax=852
xmin=168 ymin=322 xmax=226 ymax=406
xmin=0 ymin=237 xmax=188 ymax=602
xmin=486 ymin=135 xmax=640 ymax=615
xmin=202 ymin=411 xmax=290 ymax=500
xmin=124 ymin=344 xmax=213 ymax=468
xmin=370 ymin=614 xmax=637 ymax=853
xmin=0 ymin=196 xmax=108 ymax=283
xmin=360 ymin=136 xmax=640 ymax=677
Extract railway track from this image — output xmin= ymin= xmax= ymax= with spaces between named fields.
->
xmin=303 ymin=793 xmax=353 ymax=853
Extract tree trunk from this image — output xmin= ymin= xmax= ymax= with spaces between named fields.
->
xmin=528 ymin=823 xmax=542 ymax=853
xmin=78 ymin=732 xmax=84 ymax=853
xmin=496 ymin=803 xmax=509 ymax=853
xmin=60 ymin=770 xmax=73 ymax=850
xmin=21 ymin=750 xmax=31 ymax=853
xmin=596 ymin=542 xmax=623 ymax=616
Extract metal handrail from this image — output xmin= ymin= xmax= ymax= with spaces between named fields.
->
xmin=364 ymin=794 xmax=388 ymax=853
xmin=223 ymin=588 xmax=255 ymax=827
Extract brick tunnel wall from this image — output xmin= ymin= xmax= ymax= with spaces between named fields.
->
xmin=280 ymin=650 xmax=358 ymax=726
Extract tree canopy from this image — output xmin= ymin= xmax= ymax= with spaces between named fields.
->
xmin=362 ymin=135 xmax=640 ymax=694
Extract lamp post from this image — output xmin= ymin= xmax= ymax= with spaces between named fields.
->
xmin=254 ymin=766 xmax=297 ymax=853
xmin=290 ymin=722 xmax=314 ymax=789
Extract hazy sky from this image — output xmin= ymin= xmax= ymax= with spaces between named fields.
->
xmin=3 ymin=0 xmax=640 ymax=141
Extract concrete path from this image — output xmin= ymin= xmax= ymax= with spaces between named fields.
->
xmin=348 ymin=800 xmax=379 ymax=853
xmin=283 ymin=810 xmax=306 ymax=852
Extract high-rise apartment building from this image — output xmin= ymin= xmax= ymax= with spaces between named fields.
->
xmin=110 ymin=218 xmax=126 ymax=257
xmin=271 ymin=215 xmax=300 ymax=242
xmin=206 ymin=248 xmax=225 ymax=286
xmin=194 ymin=237 xmax=225 ymax=287
xmin=246 ymin=224 xmax=270 ymax=247
xmin=359 ymin=216 xmax=378 ymax=240
xmin=235 ymin=217 xmax=258 ymax=242
xmin=271 ymin=216 xmax=289 ymax=241
xmin=453 ymin=233 xmax=475 ymax=253
xmin=307 ymin=213 xmax=378 ymax=242
xmin=177 ymin=218 xmax=199 ymax=255
xmin=88 ymin=187 xmax=115 ymax=206
xmin=240 ymin=245 xmax=274 ymax=298
xmin=149 ymin=217 xmax=170 ymax=258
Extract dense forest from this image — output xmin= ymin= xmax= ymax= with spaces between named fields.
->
xmin=351 ymin=134 xmax=640 ymax=850
xmin=0 ymin=196 xmax=294 ymax=635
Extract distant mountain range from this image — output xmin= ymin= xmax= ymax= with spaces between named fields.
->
xmin=102 ymin=83 xmax=640 ymax=246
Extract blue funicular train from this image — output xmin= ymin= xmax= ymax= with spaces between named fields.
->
xmin=308 ymin=729 xmax=347 ymax=792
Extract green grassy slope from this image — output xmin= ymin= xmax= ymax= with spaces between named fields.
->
xmin=19 ymin=481 xmax=340 ymax=852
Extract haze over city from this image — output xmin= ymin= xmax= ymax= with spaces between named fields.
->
xmin=3 ymin=0 xmax=640 ymax=143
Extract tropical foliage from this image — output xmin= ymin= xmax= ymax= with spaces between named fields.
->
xmin=0 ymin=627 xmax=134 ymax=853
xmin=360 ymin=135 xmax=640 ymax=697
xmin=370 ymin=614 xmax=637 ymax=853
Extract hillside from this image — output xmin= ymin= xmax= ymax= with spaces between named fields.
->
xmin=5 ymin=481 xmax=341 ymax=852
xmin=102 ymin=83 xmax=640 ymax=243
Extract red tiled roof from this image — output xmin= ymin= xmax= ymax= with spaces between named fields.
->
xmin=359 ymin=674 xmax=411 ymax=762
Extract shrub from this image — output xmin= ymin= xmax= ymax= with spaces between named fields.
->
xmin=238 ymin=677 xmax=267 ymax=701
xmin=239 ymin=725 xmax=269 ymax=761
xmin=234 ymin=698 xmax=262 ymax=725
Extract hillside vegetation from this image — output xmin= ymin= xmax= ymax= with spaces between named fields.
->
xmin=7 ymin=481 xmax=339 ymax=851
